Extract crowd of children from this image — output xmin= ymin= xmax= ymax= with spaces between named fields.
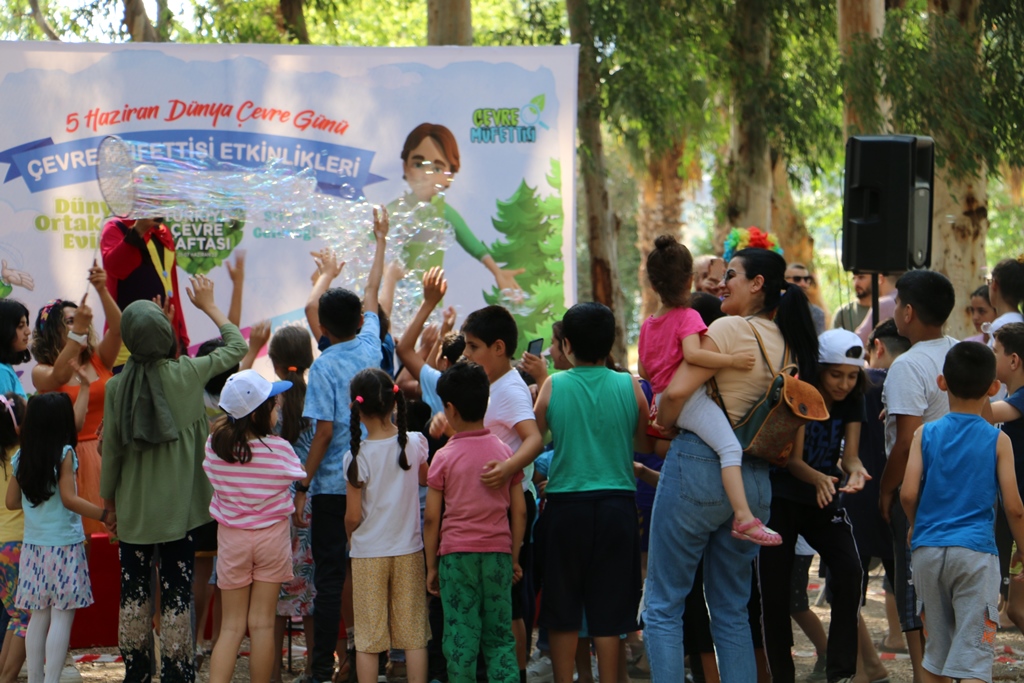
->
xmin=2 ymin=216 xmax=1024 ymax=683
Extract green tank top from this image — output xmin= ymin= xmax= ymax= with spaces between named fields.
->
xmin=546 ymin=366 xmax=638 ymax=495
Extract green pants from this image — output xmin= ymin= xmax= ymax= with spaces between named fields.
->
xmin=438 ymin=552 xmax=518 ymax=683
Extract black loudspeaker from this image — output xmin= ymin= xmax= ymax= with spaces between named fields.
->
xmin=842 ymin=135 xmax=934 ymax=274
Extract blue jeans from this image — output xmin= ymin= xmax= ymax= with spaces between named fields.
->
xmin=642 ymin=432 xmax=771 ymax=683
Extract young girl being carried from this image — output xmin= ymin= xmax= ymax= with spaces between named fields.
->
xmin=637 ymin=235 xmax=780 ymax=545
xmin=4 ymin=393 xmax=112 ymax=683
xmin=343 ymin=368 xmax=430 ymax=683
xmin=204 ymin=370 xmax=306 ymax=683
xmin=0 ymin=393 xmax=27 ymax=683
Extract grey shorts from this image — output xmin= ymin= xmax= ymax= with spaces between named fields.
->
xmin=912 ymin=546 xmax=1000 ymax=683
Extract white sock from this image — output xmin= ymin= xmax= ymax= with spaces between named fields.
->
xmin=43 ymin=608 xmax=76 ymax=683
xmin=26 ymin=608 xmax=51 ymax=683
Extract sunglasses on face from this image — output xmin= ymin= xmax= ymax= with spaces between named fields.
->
xmin=787 ymin=275 xmax=815 ymax=285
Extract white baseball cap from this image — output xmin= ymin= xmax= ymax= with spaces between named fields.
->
xmin=218 ymin=369 xmax=292 ymax=420
xmin=818 ymin=328 xmax=866 ymax=367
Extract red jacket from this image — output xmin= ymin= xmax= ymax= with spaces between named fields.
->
xmin=100 ymin=219 xmax=189 ymax=354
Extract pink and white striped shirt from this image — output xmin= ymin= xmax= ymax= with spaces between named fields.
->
xmin=203 ymin=435 xmax=306 ymax=529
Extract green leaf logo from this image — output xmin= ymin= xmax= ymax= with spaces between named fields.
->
xmin=530 ymin=94 xmax=546 ymax=112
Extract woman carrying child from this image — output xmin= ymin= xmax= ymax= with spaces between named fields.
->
xmin=757 ymin=329 xmax=870 ymax=683
xmin=343 ymin=368 xmax=430 ymax=683
xmin=6 ymin=393 xmax=113 ymax=683
xmin=204 ymin=369 xmax=306 ymax=683
xmin=638 ymin=235 xmax=778 ymax=545
xmin=644 ymin=246 xmax=820 ymax=683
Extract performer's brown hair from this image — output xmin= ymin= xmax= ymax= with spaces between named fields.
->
xmin=400 ymin=123 xmax=461 ymax=174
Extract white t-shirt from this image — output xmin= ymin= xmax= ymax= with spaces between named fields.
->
xmin=882 ymin=336 xmax=959 ymax=455
xmin=989 ymin=312 xmax=1024 ymax=348
xmin=486 ymin=369 xmax=537 ymax=494
xmin=343 ymin=432 xmax=429 ymax=558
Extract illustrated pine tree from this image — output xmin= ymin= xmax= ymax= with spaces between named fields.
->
xmin=484 ymin=159 xmax=566 ymax=357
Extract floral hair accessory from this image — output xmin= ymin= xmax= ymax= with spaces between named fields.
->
xmin=393 ymin=384 xmax=400 ymax=394
xmin=722 ymin=226 xmax=784 ymax=263
xmin=37 ymin=299 xmax=62 ymax=330
xmin=355 ymin=396 xmax=364 ymax=403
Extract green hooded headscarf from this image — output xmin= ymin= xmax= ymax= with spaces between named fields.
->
xmin=117 ymin=300 xmax=179 ymax=448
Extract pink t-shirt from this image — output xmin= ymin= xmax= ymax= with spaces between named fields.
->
xmin=426 ymin=428 xmax=524 ymax=556
xmin=638 ymin=307 xmax=708 ymax=393
xmin=203 ymin=435 xmax=306 ymax=530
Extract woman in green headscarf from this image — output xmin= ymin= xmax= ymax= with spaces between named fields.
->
xmin=100 ymin=274 xmax=247 ymax=683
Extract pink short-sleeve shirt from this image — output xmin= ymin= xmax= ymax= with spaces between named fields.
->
xmin=638 ymin=307 xmax=708 ymax=393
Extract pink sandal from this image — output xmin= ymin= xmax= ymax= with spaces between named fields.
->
xmin=731 ymin=518 xmax=782 ymax=546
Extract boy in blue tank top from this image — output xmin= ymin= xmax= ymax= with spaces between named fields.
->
xmin=901 ymin=341 xmax=1024 ymax=683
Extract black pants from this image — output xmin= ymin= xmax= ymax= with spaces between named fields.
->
xmin=310 ymin=494 xmax=347 ymax=682
xmin=119 ymin=535 xmax=195 ymax=683
xmin=757 ymin=498 xmax=862 ymax=683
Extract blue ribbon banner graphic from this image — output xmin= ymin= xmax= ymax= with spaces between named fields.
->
xmin=0 ymin=130 xmax=385 ymax=197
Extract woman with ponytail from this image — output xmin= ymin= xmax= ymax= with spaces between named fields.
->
xmin=644 ymin=246 xmax=819 ymax=683
xmin=342 ymin=368 xmax=430 ymax=683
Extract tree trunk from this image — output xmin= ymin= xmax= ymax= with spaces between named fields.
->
xmin=927 ymin=0 xmax=986 ymax=340
xmin=280 ymin=0 xmax=310 ymax=44
xmin=636 ymin=140 xmax=686 ymax=321
xmin=837 ymin=0 xmax=885 ymax=137
xmin=122 ymin=0 xmax=159 ymax=42
xmin=427 ymin=0 xmax=472 ymax=46
xmin=722 ymin=0 xmax=772 ymax=242
xmin=770 ymin=152 xmax=826 ymax=313
xmin=567 ymin=0 xmax=627 ymax=363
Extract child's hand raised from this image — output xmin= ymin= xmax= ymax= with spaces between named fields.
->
xmin=311 ymin=248 xmax=345 ymax=282
xmin=731 ymin=352 xmax=756 ymax=371
xmin=422 ymin=266 xmax=447 ymax=307
xmin=372 ymin=206 xmax=390 ymax=242
xmin=248 ymin=320 xmax=272 ymax=353
xmin=441 ymin=306 xmax=457 ymax=334
xmin=225 ymin=250 xmax=246 ymax=286
xmin=186 ymin=274 xmax=216 ymax=312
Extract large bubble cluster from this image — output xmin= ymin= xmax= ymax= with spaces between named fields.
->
xmin=97 ymin=136 xmax=458 ymax=334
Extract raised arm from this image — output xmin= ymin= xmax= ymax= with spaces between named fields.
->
xmin=225 ymin=251 xmax=246 ymax=327
xmin=396 ymin=267 xmax=446 ymax=382
xmin=380 ymin=261 xmax=404 ymax=318
xmin=305 ymin=249 xmax=345 ymax=335
xmin=363 ymin=206 xmax=390 ymax=316
xmin=90 ymin=264 xmax=123 ymax=371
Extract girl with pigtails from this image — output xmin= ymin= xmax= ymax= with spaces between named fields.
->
xmin=342 ymin=368 xmax=430 ymax=683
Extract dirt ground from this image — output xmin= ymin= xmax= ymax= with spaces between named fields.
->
xmin=60 ymin=562 xmax=1024 ymax=682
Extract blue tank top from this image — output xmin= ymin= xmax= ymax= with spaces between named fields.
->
xmin=911 ymin=413 xmax=1000 ymax=554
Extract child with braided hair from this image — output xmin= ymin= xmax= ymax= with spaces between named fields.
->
xmin=343 ymin=368 xmax=430 ymax=683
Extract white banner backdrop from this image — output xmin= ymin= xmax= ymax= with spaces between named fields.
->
xmin=0 ymin=42 xmax=578 ymax=391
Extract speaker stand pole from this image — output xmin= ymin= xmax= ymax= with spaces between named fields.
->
xmin=871 ymin=273 xmax=880 ymax=330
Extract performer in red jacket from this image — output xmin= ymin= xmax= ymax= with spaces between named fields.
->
xmin=101 ymin=217 xmax=189 ymax=368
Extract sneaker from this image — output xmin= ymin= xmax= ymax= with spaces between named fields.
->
xmin=526 ymin=653 xmax=553 ymax=683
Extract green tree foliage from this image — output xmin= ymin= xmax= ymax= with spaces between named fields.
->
xmin=844 ymin=3 xmax=1024 ymax=180
xmin=484 ymin=159 xmax=565 ymax=354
